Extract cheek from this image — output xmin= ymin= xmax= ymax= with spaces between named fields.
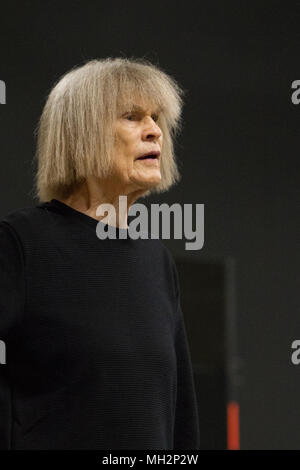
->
xmin=116 ymin=133 xmax=134 ymax=155
xmin=113 ymin=143 xmax=134 ymax=176
xmin=113 ymin=125 xmax=140 ymax=169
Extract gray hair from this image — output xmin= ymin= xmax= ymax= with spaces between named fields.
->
xmin=33 ymin=57 xmax=185 ymax=202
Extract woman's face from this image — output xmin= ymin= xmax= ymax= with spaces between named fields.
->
xmin=111 ymin=100 xmax=163 ymax=193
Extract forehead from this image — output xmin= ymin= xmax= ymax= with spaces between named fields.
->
xmin=117 ymin=95 xmax=161 ymax=114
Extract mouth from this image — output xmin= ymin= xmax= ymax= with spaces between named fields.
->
xmin=135 ymin=151 xmax=160 ymax=161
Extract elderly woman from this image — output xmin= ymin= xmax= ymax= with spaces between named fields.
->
xmin=0 ymin=58 xmax=200 ymax=450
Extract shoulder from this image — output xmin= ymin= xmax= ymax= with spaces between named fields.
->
xmin=0 ymin=220 xmax=23 ymax=262
xmin=1 ymin=202 xmax=45 ymax=225
xmin=140 ymin=237 xmax=179 ymax=304
xmin=0 ymin=202 xmax=53 ymax=242
xmin=152 ymin=239 xmax=178 ymax=281
xmin=0 ymin=219 xmax=27 ymax=337
xmin=139 ymin=236 xmax=176 ymax=270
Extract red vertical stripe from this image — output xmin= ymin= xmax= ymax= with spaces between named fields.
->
xmin=227 ymin=401 xmax=240 ymax=450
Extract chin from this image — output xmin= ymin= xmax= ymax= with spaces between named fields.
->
xmin=138 ymin=176 xmax=161 ymax=188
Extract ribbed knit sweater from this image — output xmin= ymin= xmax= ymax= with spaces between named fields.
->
xmin=0 ymin=198 xmax=200 ymax=450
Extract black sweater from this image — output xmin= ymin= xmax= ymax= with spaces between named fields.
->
xmin=0 ymin=198 xmax=200 ymax=450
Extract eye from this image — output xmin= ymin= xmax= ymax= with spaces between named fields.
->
xmin=124 ymin=112 xmax=138 ymax=121
xmin=151 ymin=114 xmax=159 ymax=122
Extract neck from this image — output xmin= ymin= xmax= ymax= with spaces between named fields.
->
xmin=60 ymin=177 xmax=146 ymax=228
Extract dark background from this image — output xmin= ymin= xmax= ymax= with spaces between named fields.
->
xmin=0 ymin=0 xmax=299 ymax=449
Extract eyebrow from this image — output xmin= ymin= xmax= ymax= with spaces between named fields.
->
xmin=126 ymin=104 xmax=161 ymax=114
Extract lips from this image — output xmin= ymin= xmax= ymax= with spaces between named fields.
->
xmin=136 ymin=150 xmax=160 ymax=160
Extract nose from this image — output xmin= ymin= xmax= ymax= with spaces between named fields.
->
xmin=142 ymin=116 xmax=162 ymax=142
